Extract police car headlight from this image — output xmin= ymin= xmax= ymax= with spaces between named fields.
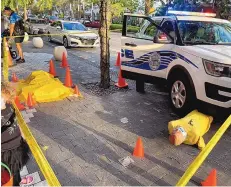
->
xmin=203 ymin=59 xmax=231 ymax=78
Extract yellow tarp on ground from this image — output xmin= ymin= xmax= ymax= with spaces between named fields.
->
xmin=17 ymin=70 xmax=73 ymax=103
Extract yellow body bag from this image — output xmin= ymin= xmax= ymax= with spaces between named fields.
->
xmin=168 ymin=110 xmax=213 ymax=149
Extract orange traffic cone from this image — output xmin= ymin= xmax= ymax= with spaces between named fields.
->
xmin=3 ymin=38 xmax=13 ymax=67
xmin=201 ymin=169 xmax=217 ymax=186
xmin=133 ymin=137 xmax=144 ymax=158
xmin=65 ymin=67 xmax=73 ymax=88
xmin=12 ymin=73 xmax=18 ymax=82
xmin=7 ymin=50 xmax=13 ymax=67
xmin=27 ymin=93 xmax=36 ymax=108
xmin=49 ymin=59 xmax=56 ymax=76
xmin=73 ymin=85 xmax=82 ymax=97
xmin=115 ymin=68 xmax=128 ymax=88
xmin=14 ymin=96 xmax=25 ymax=111
xmin=115 ymin=52 xmax=121 ymax=66
xmin=61 ymin=52 xmax=68 ymax=68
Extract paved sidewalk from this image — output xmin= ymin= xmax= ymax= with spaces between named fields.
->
xmin=9 ymin=41 xmax=231 ymax=186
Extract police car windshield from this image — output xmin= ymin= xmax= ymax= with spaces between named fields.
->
xmin=178 ymin=21 xmax=231 ymax=45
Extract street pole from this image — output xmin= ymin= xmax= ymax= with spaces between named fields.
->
xmin=77 ymin=0 xmax=80 ymax=19
xmin=83 ymin=0 xmax=85 ymax=20
xmin=91 ymin=2 xmax=93 ymax=21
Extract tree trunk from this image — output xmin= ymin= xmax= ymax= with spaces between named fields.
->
xmin=24 ymin=6 xmax=28 ymax=20
xmin=99 ymin=0 xmax=111 ymax=88
xmin=70 ymin=3 xmax=73 ymax=18
xmin=16 ymin=3 xmax=19 ymax=13
xmin=145 ymin=0 xmax=151 ymax=15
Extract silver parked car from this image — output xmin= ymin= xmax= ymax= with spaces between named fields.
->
xmin=24 ymin=18 xmax=48 ymax=35
xmin=47 ymin=20 xmax=99 ymax=48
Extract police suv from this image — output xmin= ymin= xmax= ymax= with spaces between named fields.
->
xmin=121 ymin=10 xmax=231 ymax=114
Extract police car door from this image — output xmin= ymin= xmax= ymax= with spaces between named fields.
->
xmin=121 ymin=14 xmax=176 ymax=79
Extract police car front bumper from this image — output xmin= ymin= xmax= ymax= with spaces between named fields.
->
xmin=202 ymin=77 xmax=231 ymax=109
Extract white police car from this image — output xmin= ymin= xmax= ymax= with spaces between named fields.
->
xmin=121 ymin=11 xmax=231 ymax=114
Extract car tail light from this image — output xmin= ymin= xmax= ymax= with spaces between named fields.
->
xmin=159 ymin=34 xmax=167 ymax=40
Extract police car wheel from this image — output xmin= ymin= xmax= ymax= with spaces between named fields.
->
xmin=168 ymin=73 xmax=195 ymax=115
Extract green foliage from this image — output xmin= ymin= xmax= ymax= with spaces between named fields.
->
xmin=111 ymin=3 xmax=125 ymax=17
xmin=86 ymin=0 xmax=139 ymax=14
xmin=1 ymin=0 xmax=33 ymax=10
xmin=110 ymin=23 xmax=139 ymax=32
xmin=215 ymin=0 xmax=231 ymax=19
xmin=110 ymin=23 xmax=123 ymax=30
xmin=1 ymin=0 xmax=16 ymax=10
xmin=35 ymin=0 xmax=53 ymax=11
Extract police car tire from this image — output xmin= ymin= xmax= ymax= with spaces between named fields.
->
xmin=168 ymin=73 xmax=195 ymax=116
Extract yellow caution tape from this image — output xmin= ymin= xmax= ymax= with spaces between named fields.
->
xmin=13 ymin=103 xmax=61 ymax=186
xmin=3 ymin=37 xmax=9 ymax=82
xmin=5 ymin=31 xmax=98 ymax=39
xmin=176 ymin=114 xmax=231 ymax=186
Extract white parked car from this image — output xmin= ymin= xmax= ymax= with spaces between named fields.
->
xmin=47 ymin=20 xmax=99 ymax=48
xmin=24 ymin=18 xmax=48 ymax=34
xmin=121 ymin=11 xmax=231 ymax=114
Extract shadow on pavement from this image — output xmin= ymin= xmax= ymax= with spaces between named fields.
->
xmin=29 ymin=110 xmax=174 ymax=186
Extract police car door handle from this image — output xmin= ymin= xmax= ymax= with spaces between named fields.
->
xmin=125 ymin=43 xmax=137 ymax=47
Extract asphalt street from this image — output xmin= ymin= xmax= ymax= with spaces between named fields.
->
xmin=44 ymin=31 xmax=121 ymax=71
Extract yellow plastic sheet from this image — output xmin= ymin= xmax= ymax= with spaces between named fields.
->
xmin=17 ymin=70 xmax=73 ymax=103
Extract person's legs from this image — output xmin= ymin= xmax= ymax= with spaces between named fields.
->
xmin=15 ymin=37 xmax=25 ymax=63
xmin=15 ymin=43 xmax=24 ymax=59
xmin=13 ymin=169 xmax=21 ymax=186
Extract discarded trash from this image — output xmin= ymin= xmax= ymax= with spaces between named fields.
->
xmin=42 ymin=146 xmax=49 ymax=151
xmin=120 ymin=117 xmax=128 ymax=124
xmin=168 ymin=110 xmax=213 ymax=150
xmin=144 ymin=102 xmax=152 ymax=105
xmin=119 ymin=156 xmax=134 ymax=167
xmin=98 ymin=155 xmax=111 ymax=164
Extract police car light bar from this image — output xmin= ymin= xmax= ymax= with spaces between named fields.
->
xmin=167 ymin=10 xmax=216 ymax=17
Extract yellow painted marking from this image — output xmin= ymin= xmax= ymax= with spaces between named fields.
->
xmin=13 ymin=103 xmax=61 ymax=186
xmin=176 ymin=115 xmax=231 ymax=186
